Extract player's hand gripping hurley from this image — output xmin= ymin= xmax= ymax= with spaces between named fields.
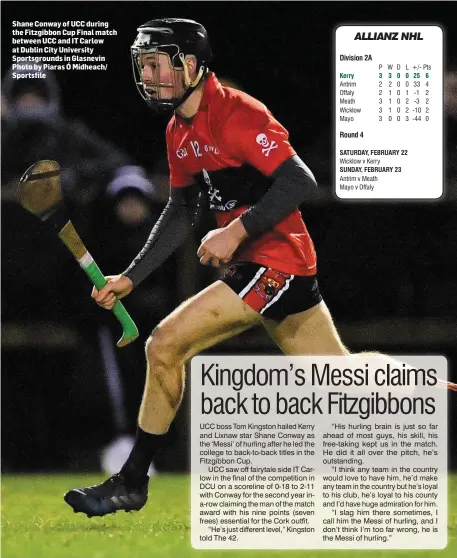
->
xmin=19 ymin=160 xmax=139 ymax=347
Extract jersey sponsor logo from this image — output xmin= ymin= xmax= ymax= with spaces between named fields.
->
xmin=176 ymin=147 xmax=188 ymax=159
xmin=208 ymin=184 xmax=222 ymax=203
xmin=256 ymin=133 xmax=278 ymax=157
xmin=203 ymin=168 xmax=238 ymax=211
xmin=213 ymin=199 xmax=237 ymax=211
xmin=209 ymin=199 xmax=237 ymax=211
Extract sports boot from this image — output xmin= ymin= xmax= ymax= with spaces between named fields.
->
xmin=64 ymin=472 xmax=148 ymax=517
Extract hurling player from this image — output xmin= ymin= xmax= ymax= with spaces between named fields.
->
xmin=64 ymin=18 xmax=456 ymax=517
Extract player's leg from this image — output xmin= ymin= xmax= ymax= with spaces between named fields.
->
xmin=263 ymin=300 xmax=350 ymax=356
xmin=264 ymin=298 xmax=457 ymax=390
xmin=64 ymin=280 xmax=262 ymax=517
xmin=236 ymin=268 xmax=348 ymax=356
xmin=138 ymin=280 xmax=262 ymax=434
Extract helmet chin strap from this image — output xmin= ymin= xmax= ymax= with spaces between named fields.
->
xmin=179 ymin=52 xmax=205 ymax=88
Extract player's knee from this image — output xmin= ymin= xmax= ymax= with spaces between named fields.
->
xmin=145 ymin=325 xmax=183 ymax=368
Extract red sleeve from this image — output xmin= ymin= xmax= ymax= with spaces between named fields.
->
xmin=222 ymin=100 xmax=296 ymax=176
xmin=166 ymin=118 xmax=195 ymax=188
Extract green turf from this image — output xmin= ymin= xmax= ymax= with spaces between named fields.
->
xmin=1 ymin=473 xmax=456 ymax=558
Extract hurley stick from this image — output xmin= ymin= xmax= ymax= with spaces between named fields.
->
xmin=19 ymin=160 xmax=139 ymax=348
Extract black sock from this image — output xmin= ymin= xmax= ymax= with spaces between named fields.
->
xmin=120 ymin=426 xmax=165 ymax=486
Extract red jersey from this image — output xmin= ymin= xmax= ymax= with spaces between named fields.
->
xmin=166 ymin=73 xmax=317 ymax=276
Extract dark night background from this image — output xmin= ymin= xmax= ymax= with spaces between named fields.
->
xmin=1 ymin=2 xmax=456 ymax=473
xmin=2 ymin=2 xmax=456 ymax=173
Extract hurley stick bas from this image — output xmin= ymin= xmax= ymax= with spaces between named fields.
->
xmin=19 ymin=160 xmax=139 ymax=348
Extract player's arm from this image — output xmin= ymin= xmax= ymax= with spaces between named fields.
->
xmin=92 ymin=184 xmax=200 ymax=309
xmin=94 ymin=119 xmax=200 ymax=309
xmin=198 ymin=106 xmax=317 ymax=264
xmin=239 ymin=154 xmax=317 ymax=236
xmin=123 ymin=184 xmax=201 ymax=286
xmin=230 ymin=106 xmax=318 ymax=235
xmin=197 ymin=155 xmax=316 ymax=265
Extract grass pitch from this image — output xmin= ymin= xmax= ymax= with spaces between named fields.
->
xmin=2 ymin=473 xmax=456 ymax=558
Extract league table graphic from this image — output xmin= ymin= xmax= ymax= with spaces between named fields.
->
xmin=335 ymin=25 xmax=443 ymax=200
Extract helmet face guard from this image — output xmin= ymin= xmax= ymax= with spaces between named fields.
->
xmin=131 ymin=27 xmax=206 ymax=115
